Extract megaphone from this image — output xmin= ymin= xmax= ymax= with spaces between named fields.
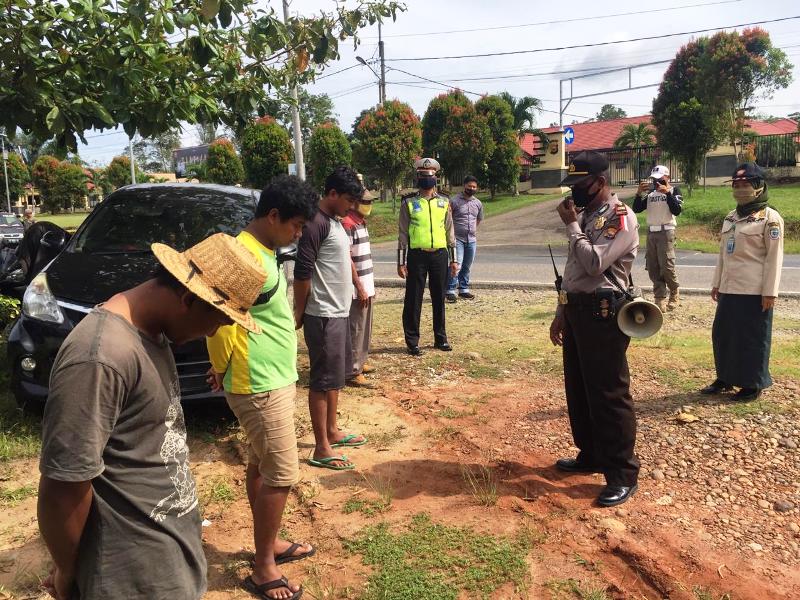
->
xmin=617 ymin=297 xmax=663 ymax=338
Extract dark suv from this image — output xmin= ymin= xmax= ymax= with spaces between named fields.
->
xmin=7 ymin=183 xmax=258 ymax=409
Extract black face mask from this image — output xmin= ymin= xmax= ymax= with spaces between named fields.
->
xmin=418 ymin=176 xmax=437 ymax=190
xmin=463 ymin=188 xmax=475 ymax=197
xmin=571 ymin=178 xmax=600 ymax=207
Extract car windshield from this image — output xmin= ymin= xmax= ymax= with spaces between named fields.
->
xmin=71 ymin=187 xmax=256 ymax=254
xmin=0 ymin=215 xmax=19 ymax=226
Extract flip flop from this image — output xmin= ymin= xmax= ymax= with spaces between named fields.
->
xmin=307 ymin=455 xmax=355 ymax=471
xmin=331 ymin=433 xmax=368 ymax=448
xmin=275 ymin=543 xmax=316 ymax=565
xmin=243 ymin=575 xmax=302 ymax=600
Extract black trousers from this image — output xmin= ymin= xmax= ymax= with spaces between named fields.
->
xmin=562 ymin=302 xmax=639 ymax=487
xmin=402 ymin=248 xmax=448 ymax=348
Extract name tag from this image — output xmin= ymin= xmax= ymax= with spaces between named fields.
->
xmin=726 ymin=236 xmax=735 ymax=254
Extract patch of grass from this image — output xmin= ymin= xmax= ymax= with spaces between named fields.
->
xmin=725 ymin=400 xmax=788 ymax=417
xmin=427 ymin=425 xmax=460 ymax=441
xmin=368 ymin=425 xmax=407 ymax=449
xmin=693 ymin=586 xmax=732 ymax=600
xmin=344 ymin=497 xmax=391 ymax=517
xmin=201 ymin=477 xmax=237 ymax=514
xmin=437 ymin=406 xmax=476 ymax=419
xmin=0 ymin=391 xmax=41 ymax=463
xmin=462 ymin=464 xmax=499 ymax=507
xmin=345 ymin=512 xmax=530 ymax=599
xmin=36 ymin=212 xmax=91 ymax=231
xmin=0 ymin=484 xmax=37 ymax=507
xmin=546 ymin=578 xmax=610 ymax=600
xmin=466 ymin=364 xmax=503 ymax=379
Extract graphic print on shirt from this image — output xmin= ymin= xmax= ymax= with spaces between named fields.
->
xmin=150 ymin=379 xmax=198 ymax=522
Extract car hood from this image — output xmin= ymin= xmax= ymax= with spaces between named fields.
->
xmin=46 ymin=251 xmax=157 ymax=305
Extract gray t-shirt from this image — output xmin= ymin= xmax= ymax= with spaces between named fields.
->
xmin=294 ymin=209 xmax=353 ymax=318
xmin=40 ymin=309 xmax=207 ymax=600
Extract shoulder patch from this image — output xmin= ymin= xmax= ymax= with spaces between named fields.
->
xmin=615 ymin=205 xmax=628 ymax=216
xmin=769 ymin=226 xmax=781 ymax=240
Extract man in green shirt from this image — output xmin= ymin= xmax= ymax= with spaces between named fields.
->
xmin=207 ymin=175 xmax=318 ymax=600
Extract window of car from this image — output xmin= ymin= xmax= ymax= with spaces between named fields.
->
xmin=0 ymin=215 xmax=20 ymax=226
xmin=70 ymin=187 xmax=257 ymax=254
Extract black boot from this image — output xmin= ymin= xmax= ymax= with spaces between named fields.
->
xmin=700 ymin=379 xmax=733 ymax=395
xmin=732 ymin=387 xmax=761 ymax=401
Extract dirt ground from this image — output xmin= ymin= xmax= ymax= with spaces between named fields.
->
xmin=1 ymin=289 xmax=799 ymax=599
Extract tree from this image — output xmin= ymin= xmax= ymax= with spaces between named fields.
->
xmin=104 ymin=155 xmax=147 ymax=191
xmin=422 ymin=91 xmax=493 ymax=183
xmin=1 ymin=1 xmax=403 ymax=152
xmin=240 ymin=117 xmax=294 ymax=189
xmin=133 ymin=130 xmax=182 ymax=172
xmin=0 ymin=152 xmax=31 ymax=203
xmin=206 ymin=139 xmax=244 ymax=185
xmin=499 ymin=92 xmax=548 ymax=143
xmin=475 ymin=95 xmax=519 ymax=199
xmin=352 ymin=100 xmax=422 ymax=210
xmin=652 ymin=40 xmax=720 ymax=191
xmin=263 ymin=90 xmax=338 ymax=143
xmin=50 ymin=162 xmax=89 ymax=212
xmin=613 ymin=123 xmax=657 ymax=148
xmin=697 ymin=28 xmax=793 ymax=156
xmin=307 ymin=123 xmax=352 ymax=190
xmin=195 ymin=123 xmax=219 ymax=146
xmin=31 ymin=155 xmax=60 ymax=212
xmin=596 ymin=104 xmax=628 ymax=121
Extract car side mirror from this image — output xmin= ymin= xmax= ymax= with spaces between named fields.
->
xmin=276 ymin=244 xmax=297 ymax=265
xmin=40 ymin=230 xmax=68 ymax=250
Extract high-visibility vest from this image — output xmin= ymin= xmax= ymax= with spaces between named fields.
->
xmin=407 ymin=194 xmax=449 ymax=249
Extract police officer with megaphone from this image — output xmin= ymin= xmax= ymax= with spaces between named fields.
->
xmin=549 ymin=151 xmax=642 ymax=508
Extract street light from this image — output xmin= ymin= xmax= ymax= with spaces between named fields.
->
xmin=356 ymin=56 xmax=383 ymax=105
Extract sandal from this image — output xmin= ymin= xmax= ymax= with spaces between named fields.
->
xmin=307 ymin=455 xmax=354 ymax=470
xmin=243 ymin=575 xmax=302 ymax=600
xmin=331 ymin=433 xmax=368 ymax=448
xmin=275 ymin=542 xmax=316 ymax=565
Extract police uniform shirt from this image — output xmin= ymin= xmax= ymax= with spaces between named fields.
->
xmin=397 ymin=192 xmax=457 ymax=250
xmin=562 ymin=195 xmax=639 ymax=294
xmin=712 ymin=207 xmax=784 ymax=297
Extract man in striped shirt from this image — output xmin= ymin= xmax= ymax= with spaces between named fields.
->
xmin=343 ymin=186 xmax=376 ymax=387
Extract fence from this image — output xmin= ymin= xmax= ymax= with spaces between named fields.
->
xmin=751 ymin=132 xmax=799 ymax=168
xmin=567 ymin=146 xmax=684 ymax=187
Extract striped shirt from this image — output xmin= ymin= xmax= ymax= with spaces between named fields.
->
xmin=342 ymin=210 xmax=374 ymax=298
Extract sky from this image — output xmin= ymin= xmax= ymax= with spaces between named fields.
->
xmin=76 ymin=0 xmax=800 ymax=166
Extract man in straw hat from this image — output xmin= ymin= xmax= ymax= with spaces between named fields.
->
xmin=207 ymin=175 xmax=318 ymax=600
xmin=37 ymin=233 xmax=267 ymax=600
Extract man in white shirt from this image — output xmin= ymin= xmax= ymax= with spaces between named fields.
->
xmin=632 ymin=165 xmax=683 ymax=312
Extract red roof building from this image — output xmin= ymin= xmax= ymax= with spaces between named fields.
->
xmin=520 ymin=115 xmax=798 ymax=157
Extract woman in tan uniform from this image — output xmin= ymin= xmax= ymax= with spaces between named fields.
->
xmin=701 ymin=162 xmax=784 ymax=401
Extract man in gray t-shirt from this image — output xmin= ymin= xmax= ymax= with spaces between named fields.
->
xmin=38 ymin=234 xmax=267 ymax=600
xmin=294 ymin=166 xmax=366 ymax=471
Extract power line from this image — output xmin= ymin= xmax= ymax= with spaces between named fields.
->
xmin=387 ymin=15 xmax=800 ymax=62
xmin=366 ymin=0 xmax=744 ymax=39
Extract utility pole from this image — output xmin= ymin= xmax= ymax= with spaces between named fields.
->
xmin=378 ymin=21 xmax=386 ymax=105
xmin=283 ymin=0 xmax=306 ymax=181
xmin=1 ymin=132 xmax=11 ymax=213
xmin=129 ymin=136 xmax=137 ymax=184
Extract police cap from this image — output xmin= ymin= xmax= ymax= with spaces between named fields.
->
xmin=728 ymin=162 xmax=766 ymax=183
xmin=560 ymin=151 xmax=609 ymax=186
xmin=414 ymin=157 xmax=441 ymax=173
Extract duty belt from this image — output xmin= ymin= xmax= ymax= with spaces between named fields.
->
xmin=564 ymin=290 xmax=624 ymax=306
xmin=649 ymin=224 xmax=676 ymax=232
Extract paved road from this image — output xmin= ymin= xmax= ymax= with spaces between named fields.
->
xmin=370 ymin=244 xmax=800 ymax=294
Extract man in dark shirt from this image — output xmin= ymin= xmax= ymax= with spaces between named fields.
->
xmin=38 ymin=233 xmax=267 ymax=600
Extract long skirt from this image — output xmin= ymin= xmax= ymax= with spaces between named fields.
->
xmin=712 ymin=293 xmax=773 ymax=389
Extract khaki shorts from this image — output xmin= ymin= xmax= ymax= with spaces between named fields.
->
xmin=225 ymin=384 xmax=300 ymax=487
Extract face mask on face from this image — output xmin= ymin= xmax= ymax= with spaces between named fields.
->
xmin=463 ymin=188 xmax=475 ymax=197
xmin=356 ymin=202 xmax=372 ymax=217
xmin=733 ymin=186 xmax=762 ymax=205
xmin=418 ymin=175 xmax=437 ymax=190
xmin=571 ymin=178 xmax=600 ymax=207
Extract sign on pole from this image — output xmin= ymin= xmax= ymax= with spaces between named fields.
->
xmin=563 ymin=127 xmax=575 ymax=146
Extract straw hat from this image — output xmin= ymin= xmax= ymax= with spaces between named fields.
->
xmin=152 ymin=233 xmax=267 ymax=333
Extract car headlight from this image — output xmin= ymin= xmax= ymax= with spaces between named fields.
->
xmin=22 ymin=273 xmax=64 ymax=324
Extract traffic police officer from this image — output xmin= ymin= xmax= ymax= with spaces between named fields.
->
xmin=549 ymin=151 xmax=640 ymax=508
xmin=397 ymin=158 xmax=458 ymax=356
xmin=701 ymin=162 xmax=784 ymax=401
